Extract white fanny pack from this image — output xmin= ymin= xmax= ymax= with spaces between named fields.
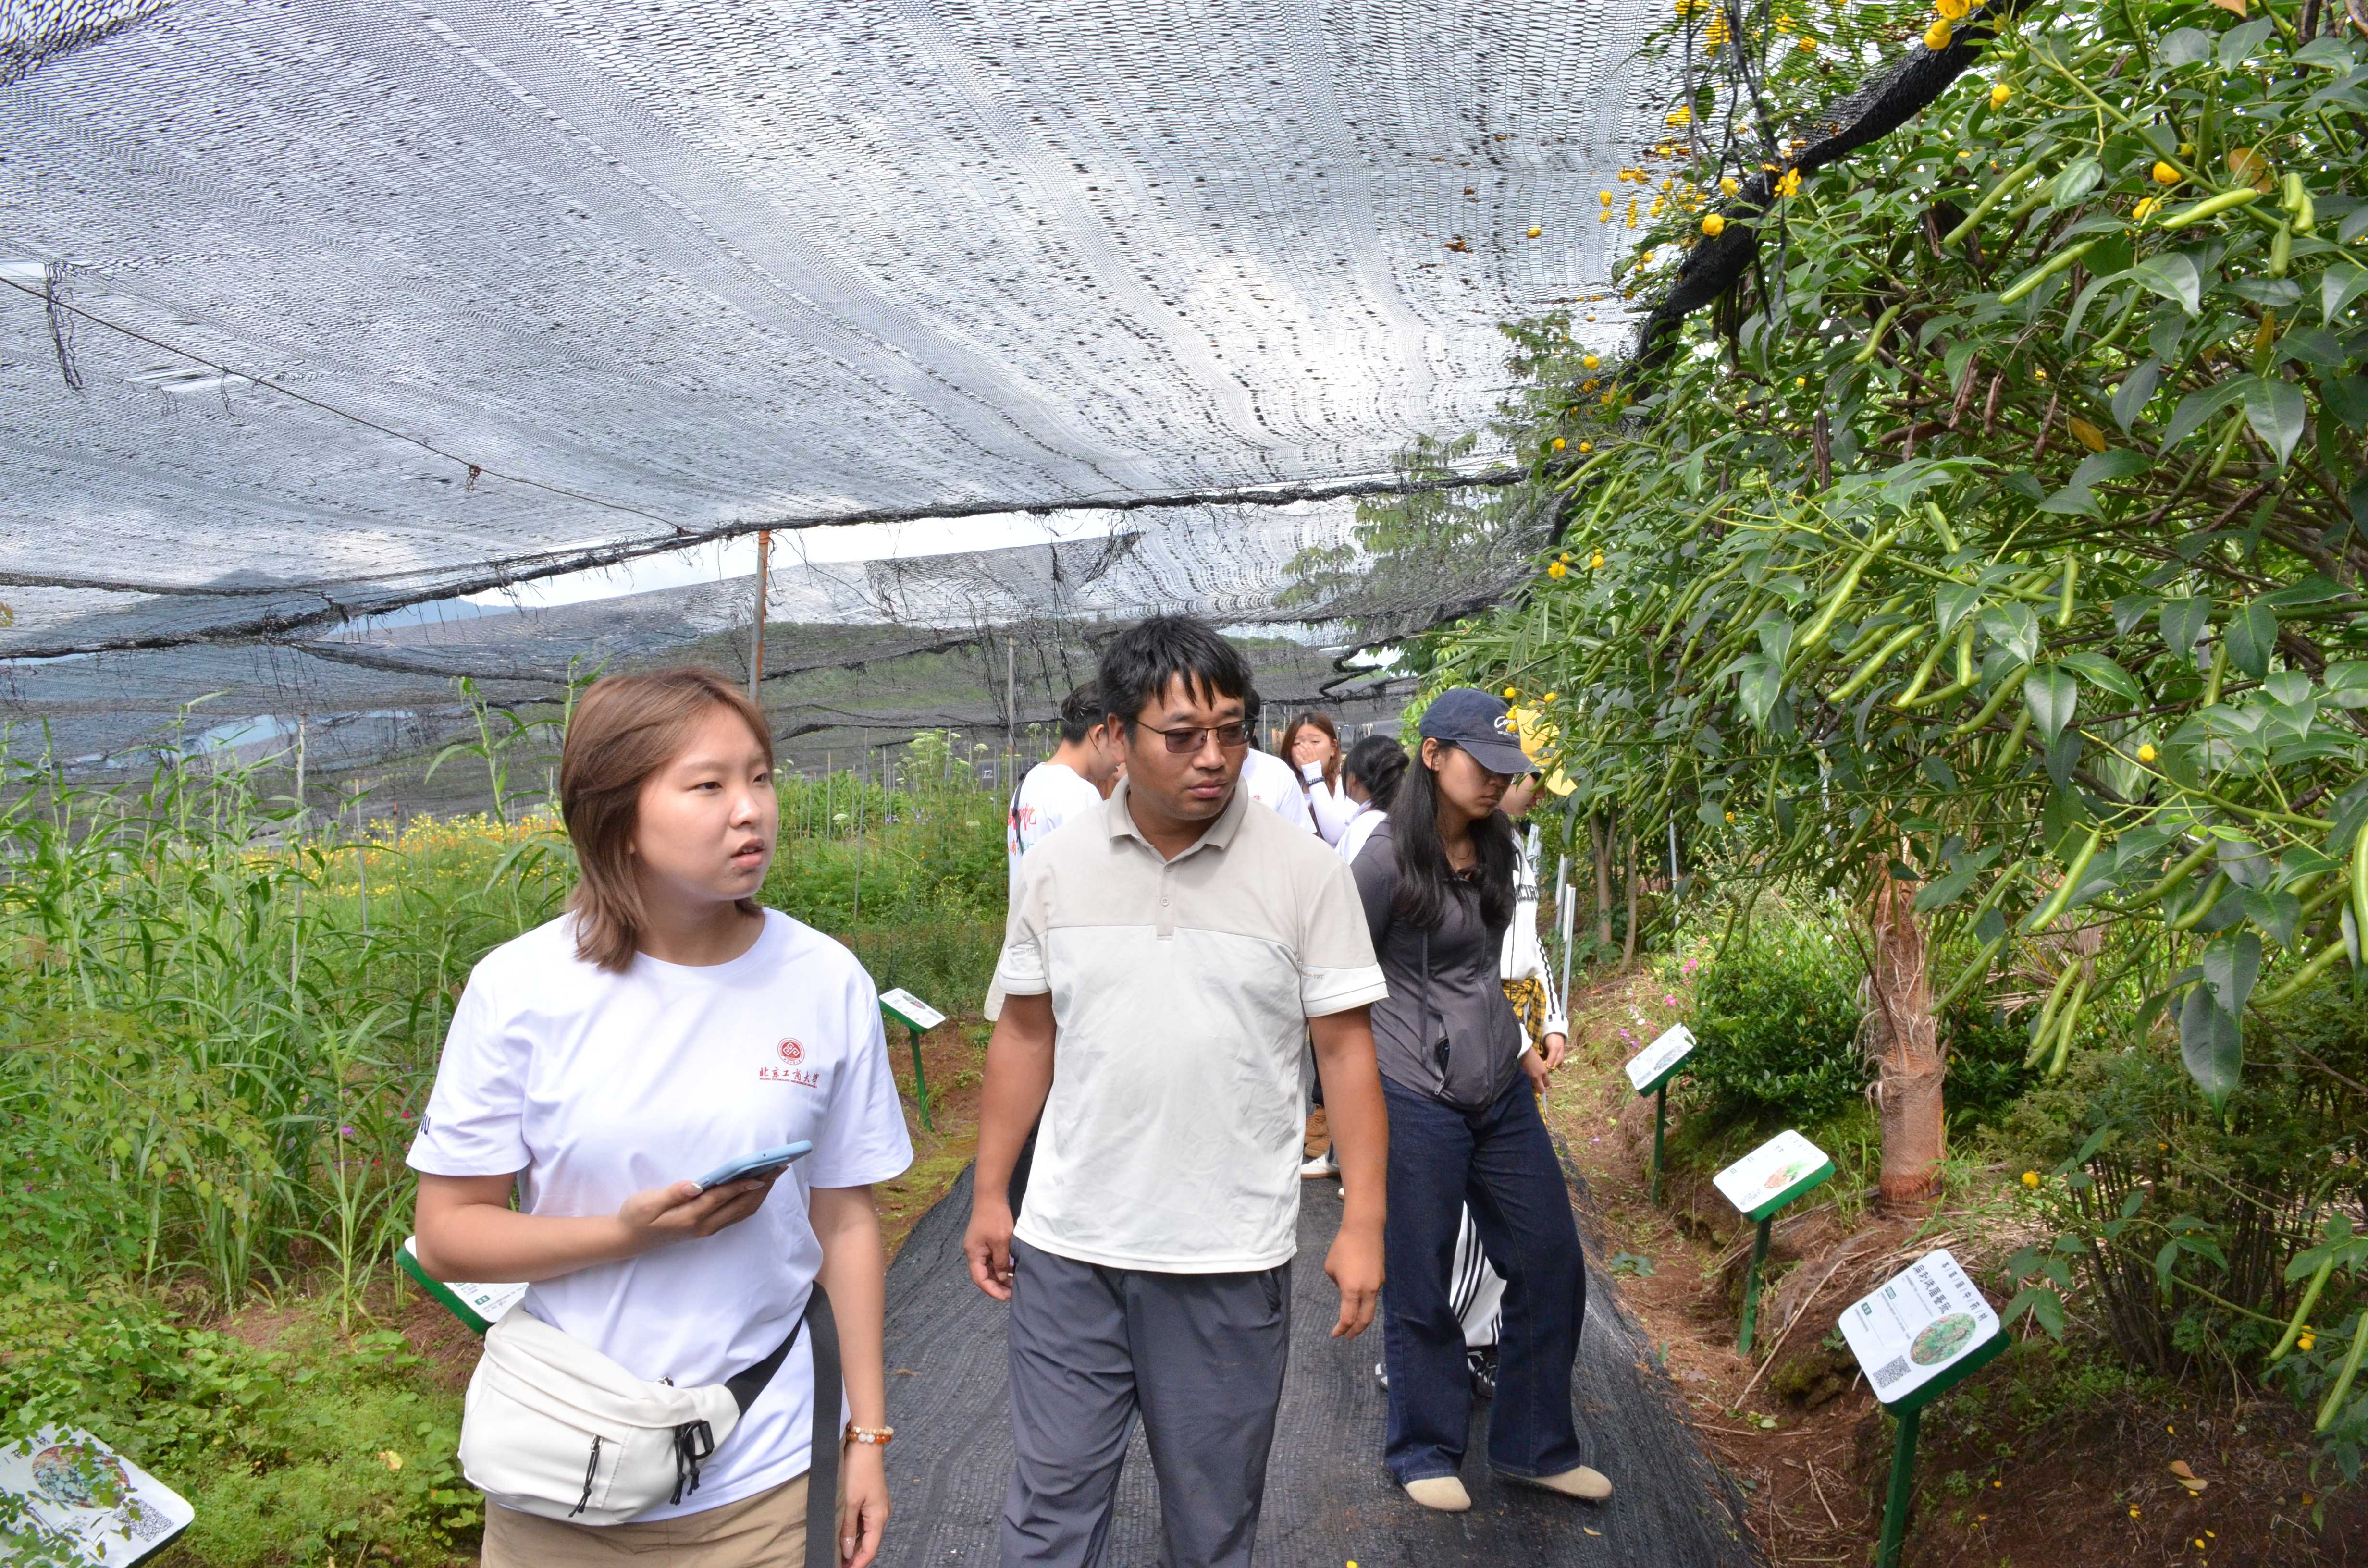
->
xmin=458 ymin=1285 xmax=839 ymax=1556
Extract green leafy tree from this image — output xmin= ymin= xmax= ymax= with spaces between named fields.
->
xmin=1420 ymin=0 xmax=2368 ymax=1205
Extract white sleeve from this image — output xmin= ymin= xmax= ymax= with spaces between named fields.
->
xmin=1274 ymin=767 xmax=1315 ymax=833
xmin=809 ymin=968 xmax=916 ymax=1188
xmin=407 ymin=967 xmax=530 ymax=1177
xmin=1305 ymin=776 xmax=1359 ymax=845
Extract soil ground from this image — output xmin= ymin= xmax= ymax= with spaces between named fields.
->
xmin=1535 ymin=966 xmax=2368 ymax=1568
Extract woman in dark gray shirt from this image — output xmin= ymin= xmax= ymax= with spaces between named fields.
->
xmin=1348 ymin=688 xmax=1609 ymax=1513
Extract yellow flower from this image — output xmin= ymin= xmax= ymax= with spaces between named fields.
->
xmin=1702 ymin=214 xmax=1726 ymax=237
xmin=1937 ymin=0 xmax=1970 ymax=18
xmin=1990 ymin=81 xmax=2012 ymax=109
xmin=1504 ymin=686 xmax=1519 ymax=700
xmin=1582 ymin=378 xmax=1599 ymax=391
xmin=2137 ymin=742 xmax=2158 ymax=763
xmin=1527 ymin=225 xmax=1543 ymax=238
xmin=1720 ymin=175 xmax=1740 ymax=196
xmin=2299 ymin=1333 xmax=2317 ymax=1352
xmin=2134 ymin=196 xmax=2158 ymax=221
xmin=1796 ymin=35 xmax=1815 ymax=51
xmin=2022 ymin=1171 xmax=2040 ymax=1188
xmin=1794 ymin=375 xmax=1807 ymax=387
xmin=1589 ymin=551 xmax=1605 ymax=569
xmin=1601 ymin=190 xmax=1616 ymax=206
xmin=1578 ymin=441 xmax=1593 ymax=453
xmin=1776 ymin=168 xmax=1801 ymax=198
xmin=2153 ymin=161 xmax=2180 ymax=185
xmin=1547 ymin=561 xmax=1567 ymax=578
xmin=1666 ymin=106 xmax=1693 ymax=126
xmin=1543 ymin=692 xmax=1557 ymax=702
xmin=1924 ymin=17 xmax=1952 ymax=48
xmin=1582 ymin=354 xmax=1601 ymax=369
xmin=1724 ymin=810 xmax=1736 ymax=822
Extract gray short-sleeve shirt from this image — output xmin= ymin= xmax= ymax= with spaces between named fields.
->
xmin=992 ymin=779 xmax=1387 ymax=1272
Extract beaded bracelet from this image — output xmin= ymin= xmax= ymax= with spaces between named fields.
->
xmin=844 ymin=1424 xmax=895 ymax=1447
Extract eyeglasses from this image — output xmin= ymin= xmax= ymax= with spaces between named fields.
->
xmin=1132 ymin=719 xmax=1252 ymax=754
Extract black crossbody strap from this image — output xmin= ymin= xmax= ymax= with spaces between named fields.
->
xmin=714 ymin=1285 xmax=840 ymax=1568
xmin=803 ymin=1286 xmax=841 ymax=1568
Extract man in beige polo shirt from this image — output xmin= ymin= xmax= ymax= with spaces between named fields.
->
xmin=964 ymin=613 xmax=1390 ymax=1568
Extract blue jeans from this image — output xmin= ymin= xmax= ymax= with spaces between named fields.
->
xmin=1380 ymin=1073 xmax=1586 ymax=1483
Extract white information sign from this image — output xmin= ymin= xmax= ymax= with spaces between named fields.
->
xmin=1712 ymin=1128 xmax=1835 ymax=1223
xmin=399 ymin=1237 xmax=528 ymax=1334
xmin=1625 ymin=1023 xmax=1697 ymax=1095
xmin=0 ymin=1428 xmax=193 ymax=1566
xmin=1840 ymin=1249 xmax=2002 ymax=1407
xmin=878 ymin=988 xmax=946 ymax=1031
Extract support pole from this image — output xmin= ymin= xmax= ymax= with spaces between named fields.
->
xmin=747 ymin=530 xmax=771 ymax=701
xmin=908 ymin=1026 xmax=934 ymax=1131
xmin=1738 ymin=1214 xmax=1773 ymax=1356
xmin=1651 ymin=1084 xmax=1667 ymax=1205
xmin=1876 ymin=1405 xmax=1923 ymax=1568
xmin=1004 ymin=639 xmax=1017 ymax=793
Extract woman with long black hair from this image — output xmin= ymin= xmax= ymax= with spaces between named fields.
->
xmin=1349 ymin=688 xmax=1608 ymax=1513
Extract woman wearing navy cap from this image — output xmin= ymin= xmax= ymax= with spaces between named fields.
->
xmin=1348 ymin=688 xmax=1608 ymax=1512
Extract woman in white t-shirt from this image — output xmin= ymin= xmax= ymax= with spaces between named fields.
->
xmin=409 ymin=667 xmax=913 ymax=1568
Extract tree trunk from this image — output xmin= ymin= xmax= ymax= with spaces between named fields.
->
xmin=1591 ymin=812 xmax=1614 ymax=946
xmin=1864 ymin=870 xmax=1946 ymax=1211
xmin=1621 ymin=824 xmax=1640 ymax=967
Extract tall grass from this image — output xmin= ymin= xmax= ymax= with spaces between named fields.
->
xmin=0 ymin=717 xmax=1007 ymax=1324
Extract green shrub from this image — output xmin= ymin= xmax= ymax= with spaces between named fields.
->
xmin=1937 ymin=993 xmax=2041 ymax=1131
xmin=0 ymin=1282 xmax=474 ymax=1566
xmin=1686 ymin=910 xmax=1866 ymax=1123
xmin=1997 ymin=973 xmax=2368 ymax=1473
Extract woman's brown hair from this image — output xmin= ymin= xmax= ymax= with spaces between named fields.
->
xmin=1277 ymin=710 xmax=1341 ymax=795
xmin=560 ymin=666 xmax=774 ymax=972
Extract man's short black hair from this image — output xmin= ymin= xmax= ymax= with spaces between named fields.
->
xmin=1096 ymin=614 xmax=1253 ymax=726
xmin=1055 ymin=681 xmax=1102 ymax=745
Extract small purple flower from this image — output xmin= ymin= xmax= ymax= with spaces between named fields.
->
xmin=340 ymin=1125 xmax=356 ymax=1137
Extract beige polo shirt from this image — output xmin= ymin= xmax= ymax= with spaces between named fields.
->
xmin=992 ymin=778 xmax=1387 ymax=1272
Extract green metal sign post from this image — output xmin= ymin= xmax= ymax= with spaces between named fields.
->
xmin=1622 ymin=1023 xmax=1695 ymax=1207
xmin=1712 ymin=1128 xmax=1835 ymax=1358
xmin=877 ymin=986 xmax=947 ymax=1132
xmin=1838 ymin=1248 xmax=2010 ymax=1568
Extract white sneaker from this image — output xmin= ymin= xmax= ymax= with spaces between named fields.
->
xmin=1405 ymin=1475 xmax=1472 ymax=1512
xmin=1298 ymin=1148 xmax=1337 ymax=1179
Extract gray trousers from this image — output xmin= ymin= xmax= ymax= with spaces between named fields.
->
xmin=1003 ymin=1238 xmax=1292 ymax=1568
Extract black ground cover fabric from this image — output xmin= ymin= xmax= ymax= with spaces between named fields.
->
xmin=882 ymin=1164 xmax=1758 ymax=1566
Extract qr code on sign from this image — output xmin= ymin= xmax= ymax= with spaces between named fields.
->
xmin=1870 ymin=1357 xmax=1910 ymax=1390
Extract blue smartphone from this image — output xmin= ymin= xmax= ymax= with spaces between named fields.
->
xmin=692 ymin=1141 xmax=813 ymax=1193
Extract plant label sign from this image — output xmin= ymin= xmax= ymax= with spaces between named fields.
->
xmin=0 ymin=1428 xmax=193 ymax=1565
xmin=399 ymin=1237 xmax=528 ymax=1335
xmin=1625 ymin=1023 xmax=1697 ymax=1097
xmin=1840 ymin=1249 xmax=2007 ymax=1413
xmin=1712 ymin=1128 xmax=1836 ymax=1224
xmin=878 ymin=988 xmax=946 ymax=1032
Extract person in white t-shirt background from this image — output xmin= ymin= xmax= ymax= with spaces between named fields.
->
xmin=409 ymin=667 xmax=913 ymax=1568
xmin=1277 ymin=711 xmax=1359 ymax=846
xmin=1234 ymin=693 xmax=1317 ymax=836
xmin=1006 ymin=681 xmax=1122 ymax=903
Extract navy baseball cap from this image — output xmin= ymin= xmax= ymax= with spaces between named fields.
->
xmin=1417 ymin=688 xmax=1534 ymax=778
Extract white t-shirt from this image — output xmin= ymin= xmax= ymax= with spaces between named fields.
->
xmin=1298 ymin=762 xmax=1359 ymax=845
xmin=1007 ymin=760 xmax=1105 ymax=905
xmin=1337 ymin=803 xmax=1385 ymax=867
xmin=407 ymin=910 xmax=913 ymax=1521
xmin=1239 ymin=747 xmax=1315 ymax=834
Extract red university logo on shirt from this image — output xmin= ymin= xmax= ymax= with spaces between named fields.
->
xmin=761 ymin=1038 xmax=821 ymax=1087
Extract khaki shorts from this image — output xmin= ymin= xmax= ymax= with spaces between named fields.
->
xmin=481 ymin=1472 xmax=810 ymax=1567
